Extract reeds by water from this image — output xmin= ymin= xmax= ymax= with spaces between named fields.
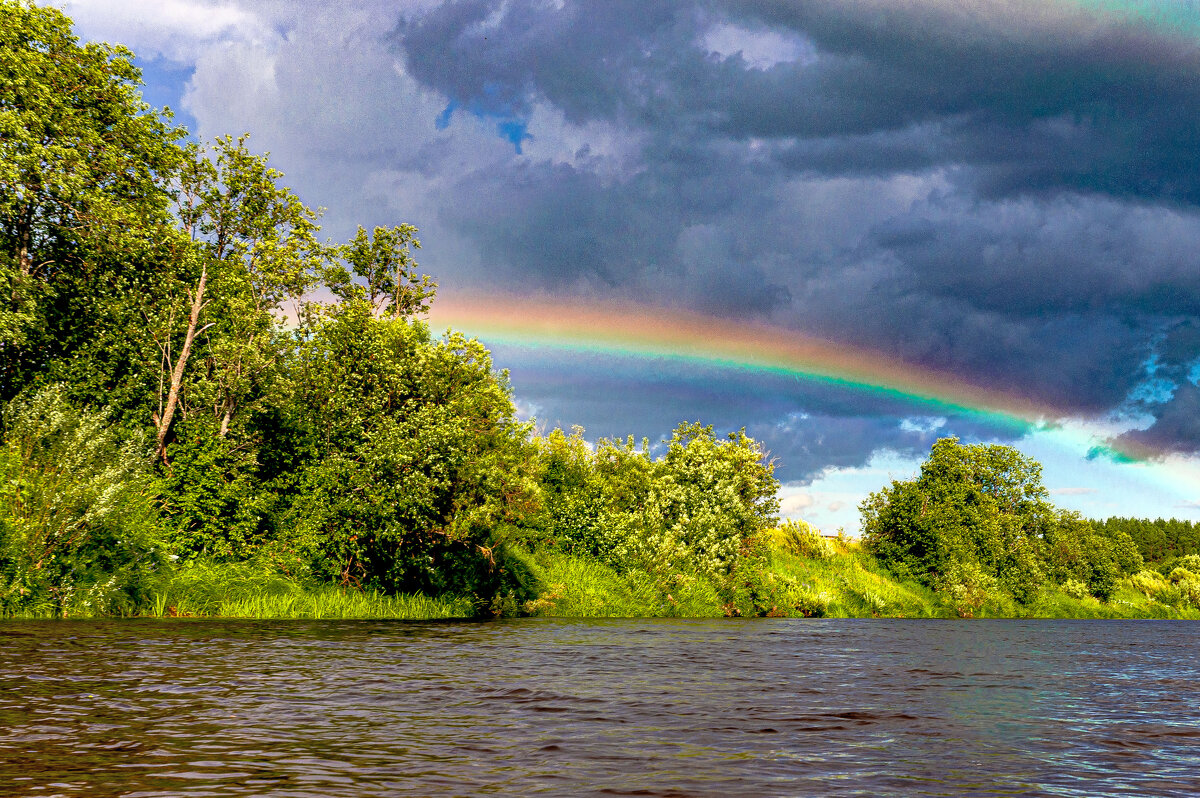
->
xmin=147 ymin=561 xmax=472 ymax=620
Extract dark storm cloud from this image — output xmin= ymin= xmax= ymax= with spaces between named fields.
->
xmin=1116 ymin=382 xmax=1200 ymax=457
xmin=393 ymin=0 xmax=1200 ymax=460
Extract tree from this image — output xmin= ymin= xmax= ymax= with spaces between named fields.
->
xmin=151 ymin=135 xmax=329 ymax=461
xmin=331 ymin=224 xmax=435 ymax=318
xmin=0 ymin=0 xmax=184 ymax=398
xmin=262 ymin=299 xmax=538 ymax=596
xmin=861 ymin=437 xmax=1054 ymax=602
xmin=861 ymin=437 xmax=1143 ymax=604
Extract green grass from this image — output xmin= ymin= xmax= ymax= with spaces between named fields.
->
xmin=147 ymin=560 xmax=473 ymax=620
xmin=9 ymin=541 xmax=1200 ymax=622
xmin=514 ymin=547 xmax=725 ymax=617
xmin=761 ymin=540 xmax=952 ymax=618
xmin=514 ymin=537 xmax=1200 ymax=620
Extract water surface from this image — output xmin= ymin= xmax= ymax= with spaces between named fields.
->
xmin=1 ymin=619 xmax=1197 ymax=796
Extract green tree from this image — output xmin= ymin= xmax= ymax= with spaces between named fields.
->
xmin=331 ymin=224 xmax=435 ymax=318
xmin=151 ymin=135 xmax=329 ymax=461
xmin=264 ymin=299 xmax=538 ymax=597
xmin=861 ymin=437 xmax=1053 ymax=603
xmin=0 ymin=0 xmax=184 ymax=400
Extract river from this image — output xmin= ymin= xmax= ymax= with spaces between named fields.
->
xmin=1 ymin=618 xmax=1197 ymax=796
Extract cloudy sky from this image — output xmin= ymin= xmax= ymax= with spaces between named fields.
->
xmin=60 ymin=0 xmax=1200 ymax=530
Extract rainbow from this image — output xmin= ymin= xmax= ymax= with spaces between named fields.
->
xmin=424 ymin=296 xmax=1200 ymax=505
xmin=427 ymin=294 xmax=1063 ymax=434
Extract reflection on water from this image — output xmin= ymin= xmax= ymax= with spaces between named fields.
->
xmin=1 ymin=619 xmax=1198 ymax=796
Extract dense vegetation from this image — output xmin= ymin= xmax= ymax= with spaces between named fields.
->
xmin=1 ymin=1 xmax=1196 ymax=621
xmin=0 ymin=0 xmax=782 ymax=618
xmin=1094 ymin=516 xmax=1200 ymax=564
xmin=859 ymin=438 xmax=1143 ymax=613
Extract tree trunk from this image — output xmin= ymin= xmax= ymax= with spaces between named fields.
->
xmin=218 ymin=402 xmax=234 ymax=438
xmin=155 ymin=262 xmax=208 ymax=463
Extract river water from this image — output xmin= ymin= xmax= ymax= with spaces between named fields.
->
xmin=1 ymin=618 xmax=1197 ymax=797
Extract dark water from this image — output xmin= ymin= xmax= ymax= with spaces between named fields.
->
xmin=1 ymin=619 xmax=1198 ymax=797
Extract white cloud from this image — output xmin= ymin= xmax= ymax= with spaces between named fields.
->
xmin=60 ymin=0 xmax=271 ymax=61
xmin=699 ymin=21 xmax=817 ymax=70
xmin=778 ymin=488 xmax=815 ymax=516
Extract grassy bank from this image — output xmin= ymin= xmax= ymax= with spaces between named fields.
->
xmin=6 ymin=538 xmax=1199 ymax=622
xmin=515 ymin=536 xmax=1200 ymax=620
xmin=145 ymin=562 xmax=473 ymax=620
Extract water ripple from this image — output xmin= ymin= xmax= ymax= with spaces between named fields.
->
xmin=1 ymin=619 xmax=1198 ymax=796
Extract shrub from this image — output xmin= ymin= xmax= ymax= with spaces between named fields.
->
xmin=770 ymin=519 xmax=834 ymax=560
xmin=157 ymin=420 xmax=271 ymax=561
xmin=0 ymin=388 xmax=163 ymax=615
xmin=792 ymin=589 xmax=830 ymax=618
xmin=1130 ymin=568 xmax=1169 ymax=598
xmin=1061 ymin=578 xmax=1090 ymax=600
xmin=943 ymin=560 xmax=999 ymax=618
xmin=1168 ymin=566 xmax=1195 ymax=584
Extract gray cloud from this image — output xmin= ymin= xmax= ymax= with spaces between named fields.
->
xmin=92 ymin=0 xmax=1200 ymax=468
xmin=393 ymin=0 xmax=1200 ymax=448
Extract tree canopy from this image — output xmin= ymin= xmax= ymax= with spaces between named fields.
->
xmin=861 ymin=437 xmax=1141 ymax=611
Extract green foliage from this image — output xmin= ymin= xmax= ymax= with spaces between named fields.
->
xmin=1042 ymin=511 xmax=1121 ymax=601
xmin=862 ymin=437 xmax=1051 ymax=599
xmin=770 ymin=519 xmax=835 ymax=560
xmin=268 ymin=299 xmax=538 ymax=600
xmin=1094 ymin=516 xmax=1200 ymax=563
xmin=518 ymin=547 xmax=724 ymax=618
xmin=0 ymin=389 xmax=162 ymax=616
xmin=531 ymin=423 xmax=778 ymax=582
xmin=331 ymin=224 xmax=435 ymax=318
xmin=0 ymin=0 xmax=185 ymax=403
xmin=862 ymin=437 xmax=1131 ymax=606
xmin=156 ymin=419 xmax=270 ymax=561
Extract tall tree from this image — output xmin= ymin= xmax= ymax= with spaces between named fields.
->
xmin=152 ymin=136 xmax=329 ymax=460
xmin=0 ymin=0 xmax=183 ymax=396
xmin=335 ymin=224 xmax=435 ymax=318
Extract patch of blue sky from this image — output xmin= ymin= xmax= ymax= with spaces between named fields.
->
xmin=134 ymin=56 xmax=198 ymax=139
xmin=1126 ymin=377 xmax=1177 ymax=405
xmin=1118 ymin=350 xmax=1178 ymax=407
xmin=435 ymin=101 xmax=457 ymax=130
xmin=434 ymin=94 xmax=530 ymax=153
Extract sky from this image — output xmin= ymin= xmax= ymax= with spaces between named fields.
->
xmin=58 ymin=0 xmax=1200 ymax=531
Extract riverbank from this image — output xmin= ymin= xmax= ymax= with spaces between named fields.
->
xmin=9 ymin=537 xmax=1194 ymax=621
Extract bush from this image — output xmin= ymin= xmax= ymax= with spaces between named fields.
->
xmin=0 ymin=388 xmax=163 ymax=616
xmin=770 ymin=519 xmax=834 ymax=560
xmin=609 ymin=424 xmax=779 ymax=581
xmin=1130 ymin=569 xmax=1171 ymax=600
xmin=1061 ymin=578 xmax=1090 ymax=600
xmin=943 ymin=559 xmax=1000 ymax=618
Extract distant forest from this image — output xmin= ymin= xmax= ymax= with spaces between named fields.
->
xmin=1095 ymin=518 xmax=1200 ymax=564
